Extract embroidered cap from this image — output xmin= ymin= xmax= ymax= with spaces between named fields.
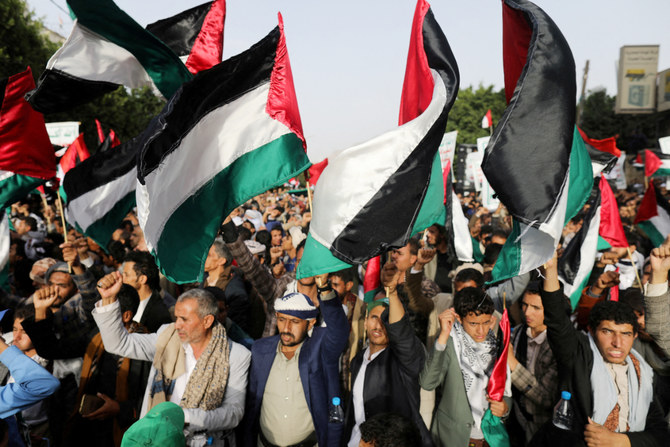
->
xmin=275 ymin=292 xmax=318 ymax=320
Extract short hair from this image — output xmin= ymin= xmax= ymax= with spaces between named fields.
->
xmin=483 ymin=243 xmax=503 ymax=266
xmin=618 ymin=289 xmax=644 ymax=315
xmin=14 ymin=305 xmax=35 ymax=322
xmin=588 ymin=300 xmax=639 ymax=334
xmin=296 ymin=238 xmax=307 ymax=254
xmin=117 ymin=284 xmax=140 ymax=316
xmin=177 ymin=288 xmax=218 ymax=319
xmin=454 ymin=268 xmax=484 ymax=288
xmin=255 ymin=230 xmax=272 ymax=247
xmin=454 ymin=287 xmax=494 ymax=318
xmin=106 ymin=240 xmax=127 ymax=264
xmin=211 ymin=238 xmax=233 ymax=264
xmin=523 ymin=280 xmax=542 ymax=297
xmin=407 ymin=236 xmax=421 ymax=256
xmin=123 ymin=251 xmax=160 ymax=291
xmin=359 ymin=412 xmax=421 ymax=447
xmin=492 ymin=228 xmax=510 ymax=239
xmin=18 ymin=216 xmax=37 ymax=231
xmin=237 ymin=225 xmax=252 ymax=241
xmin=330 ymin=267 xmax=355 ymax=284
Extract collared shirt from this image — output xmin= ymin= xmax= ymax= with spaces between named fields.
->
xmin=169 ymin=343 xmax=197 ymax=406
xmin=606 ymin=361 xmax=629 ymax=432
xmin=132 ymin=297 xmax=151 ymax=324
xmin=348 ymin=346 xmax=386 ymax=447
xmin=259 ymin=342 xmax=314 ymax=446
xmin=526 ymin=328 xmax=547 ymax=375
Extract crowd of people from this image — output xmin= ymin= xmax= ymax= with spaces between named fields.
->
xmin=0 ymin=177 xmax=668 ymax=447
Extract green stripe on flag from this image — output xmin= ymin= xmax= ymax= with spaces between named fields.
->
xmin=154 ymin=133 xmax=311 ymax=284
xmin=79 ymin=192 xmax=136 ymax=251
xmin=596 ymin=235 xmax=611 ymax=251
xmin=637 ymin=221 xmax=666 ymax=247
xmin=564 ymin=126 xmax=594 ymax=225
xmin=651 ymin=168 xmax=670 ymax=177
xmin=569 ymin=274 xmax=591 ymax=310
xmin=411 ymin=152 xmax=447 ymax=236
xmin=297 ymin=234 xmax=351 ymax=279
xmin=0 ymin=174 xmax=46 ymax=209
xmin=491 ymin=220 xmax=522 ymax=280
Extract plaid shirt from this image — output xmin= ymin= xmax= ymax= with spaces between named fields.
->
xmin=510 ymin=324 xmax=558 ymax=441
xmin=223 ymin=222 xmax=293 ymax=337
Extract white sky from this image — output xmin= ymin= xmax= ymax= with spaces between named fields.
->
xmin=27 ymin=0 xmax=670 ymax=161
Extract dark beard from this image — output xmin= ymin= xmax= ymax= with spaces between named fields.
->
xmin=280 ymin=331 xmax=307 ymax=347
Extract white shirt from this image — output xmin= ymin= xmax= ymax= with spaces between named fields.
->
xmin=132 ymin=297 xmax=150 ymax=324
xmin=348 ymin=346 xmax=386 ymax=447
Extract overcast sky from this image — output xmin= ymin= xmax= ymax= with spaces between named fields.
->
xmin=27 ymin=0 xmax=670 ymax=161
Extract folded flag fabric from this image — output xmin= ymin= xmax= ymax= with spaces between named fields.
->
xmin=298 ymin=0 xmax=459 ymax=279
xmin=56 ymin=133 xmax=90 ymax=182
xmin=307 ymin=158 xmax=328 ymax=186
xmin=146 ymin=0 xmax=226 ymax=74
xmin=136 ymin=14 xmax=311 ymax=284
xmin=62 ymin=136 xmax=139 ymax=250
xmin=26 ymin=0 xmax=192 ymax=114
xmin=643 ymin=149 xmax=670 ymax=178
xmin=635 ymin=182 xmax=670 ymax=247
xmin=481 ymin=109 xmax=493 ymax=129
xmin=579 ymin=128 xmax=619 ymax=177
xmin=0 ymin=211 xmax=9 ymax=292
xmin=0 ymin=68 xmax=56 ymax=209
xmin=558 ymin=181 xmax=601 ymax=308
xmin=482 ymin=0 xmax=592 ymax=283
xmin=363 ymin=256 xmax=382 ymax=302
xmin=482 ymin=308 xmax=511 ymax=447
xmin=598 ymin=175 xmax=628 ymax=248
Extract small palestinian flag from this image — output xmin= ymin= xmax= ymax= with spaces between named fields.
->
xmin=635 ymin=182 xmax=670 ymax=247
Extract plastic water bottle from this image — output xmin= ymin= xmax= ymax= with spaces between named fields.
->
xmin=329 ymin=397 xmax=344 ymax=423
xmin=552 ymin=391 xmax=574 ymax=430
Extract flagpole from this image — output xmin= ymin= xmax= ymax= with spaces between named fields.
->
xmin=306 ymin=180 xmax=314 ymax=213
xmin=56 ymin=190 xmax=72 ymax=274
xmin=627 ymin=246 xmax=643 ymax=290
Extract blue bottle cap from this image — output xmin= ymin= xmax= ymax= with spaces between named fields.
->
xmin=332 ymin=397 xmax=341 ymax=406
xmin=561 ymin=391 xmax=572 ymax=400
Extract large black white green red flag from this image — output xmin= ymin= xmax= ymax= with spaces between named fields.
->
xmin=483 ymin=0 xmax=592 ymax=283
xmin=298 ymin=0 xmax=459 ymax=279
xmin=136 ymin=15 xmax=311 ymax=284
xmin=26 ymin=0 xmax=192 ymax=113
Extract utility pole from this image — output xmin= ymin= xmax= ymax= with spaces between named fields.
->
xmin=576 ymin=60 xmax=590 ymax=127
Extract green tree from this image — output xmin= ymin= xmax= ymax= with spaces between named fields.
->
xmin=0 ymin=0 xmax=59 ymax=79
xmin=445 ymin=85 xmax=507 ymax=145
xmin=46 ymin=86 xmax=167 ymax=151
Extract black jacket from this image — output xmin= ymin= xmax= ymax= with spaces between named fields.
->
xmin=140 ymin=291 xmax=172 ymax=333
xmin=343 ymin=312 xmax=432 ymax=447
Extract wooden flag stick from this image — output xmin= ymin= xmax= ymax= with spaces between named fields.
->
xmin=55 ymin=190 xmax=72 ymax=273
xmin=502 ymin=291 xmax=507 ymax=311
xmin=306 ymin=179 xmax=314 ymax=213
xmin=627 ymin=246 xmax=643 ymax=290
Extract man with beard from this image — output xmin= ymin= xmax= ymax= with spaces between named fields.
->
xmin=242 ymin=281 xmax=348 ymax=447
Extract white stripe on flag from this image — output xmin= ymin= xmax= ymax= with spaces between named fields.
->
xmin=48 ymin=21 xmax=158 ymax=94
xmin=561 ymin=205 xmax=601 ymax=300
xmin=0 ymin=213 xmax=9 ymax=272
xmin=310 ymin=70 xmax=447 ymax=249
xmin=66 ymin=169 xmax=136 ymax=232
xmin=650 ymin=205 xmax=670 ymax=238
xmin=138 ymin=81 xmax=292 ymax=252
xmin=452 ymin=189 xmax=473 ymax=262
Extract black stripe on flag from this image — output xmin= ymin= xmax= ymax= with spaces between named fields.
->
xmin=63 ymin=136 xmax=140 ymax=202
xmin=146 ymin=2 xmax=211 ymax=57
xmin=330 ymin=9 xmax=459 ymax=262
xmin=655 ymin=184 xmax=670 ymax=216
xmin=585 ymin=143 xmax=617 ymax=174
xmin=137 ymin=26 xmax=280 ymax=182
xmin=26 ymin=69 xmax=118 ymax=114
xmin=558 ymin=180 xmax=599 ymax=284
xmin=482 ymin=0 xmax=576 ymax=225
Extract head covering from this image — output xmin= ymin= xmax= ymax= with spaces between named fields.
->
xmin=120 ymin=402 xmax=185 ymax=447
xmin=244 ymin=240 xmax=266 ymax=255
xmin=367 ymin=298 xmax=389 ymax=313
xmin=45 ymin=261 xmax=71 ymax=282
xmin=274 ymin=292 xmax=318 ymax=320
xmin=29 ymin=257 xmax=58 ymax=285
xmin=243 ymin=209 xmax=263 ymax=230
xmin=288 ymin=226 xmax=307 ymax=249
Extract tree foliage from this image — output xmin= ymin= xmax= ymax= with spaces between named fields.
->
xmin=0 ymin=0 xmax=59 ymax=80
xmin=579 ymin=88 xmax=667 ymax=154
xmin=445 ymin=85 xmax=506 ymax=145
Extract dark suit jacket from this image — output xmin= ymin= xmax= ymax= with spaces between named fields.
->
xmin=243 ymin=293 xmax=349 ymax=447
xmin=140 ymin=291 xmax=172 ymax=333
xmin=344 ymin=312 xmax=433 ymax=447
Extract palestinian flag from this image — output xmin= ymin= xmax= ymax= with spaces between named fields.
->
xmin=95 ymin=119 xmax=121 ymax=151
xmin=635 ymin=182 xmax=670 ymax=247
xmin=558 ymin=181 xmax=601 ymax=308
xmin=643 ymin=149 xmax=670 ymax=177
xmin=579 ymin=128 xmax=619 ymax=177
xmin=298 ymin=0 xmax=459 ymax=278
xmin=363 ymin=256 xmax=381 ymax=302
xmin=0 ymin=68 xmax=56 ymax=209
xmin=56 ymin=133 xmax=90 ymax=182
xmin=482 ymin=0 xmax=592 ymax=283
xmin=307 ymin=158 xmax=328 ymax=186
xmin=146 ymin=0 xmax=226 ymax=74
xmin=62 ymin=136 xmax=139 ymax=250
xmin=481 ymin=308 xmax=511 ymax=447
xmin=26 ymin=0 xmax=192 ymax=114
xmin=444 ymin=163 xmax=474 ymax=262
xmin=598 ymin=175 xmax=627 ymax=248
xmin=136 ymin=15 xmax=311 ymax=284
